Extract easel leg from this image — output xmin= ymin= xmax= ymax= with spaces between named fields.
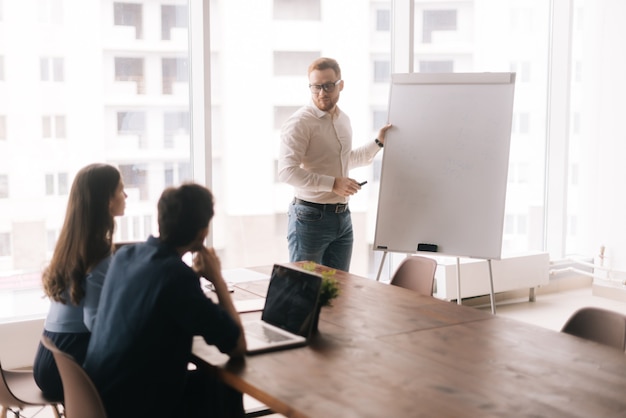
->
xmin=488 ymin=259 xmax=496 ymax=314
xmin=456 ymin=257 xmax=462 ymax=305
xmin=376 ymin=251 xmax=388 ymax=282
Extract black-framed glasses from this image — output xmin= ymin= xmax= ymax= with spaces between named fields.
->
xmin=309 ymin=79 xmax=342 ymax=94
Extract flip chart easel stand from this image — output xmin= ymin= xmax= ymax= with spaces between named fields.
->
xmin=378 ymin=252 xmax=496 ymax=314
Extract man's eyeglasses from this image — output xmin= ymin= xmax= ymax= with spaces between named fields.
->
xmin=309 ymin=79 xmax=342 ymax=94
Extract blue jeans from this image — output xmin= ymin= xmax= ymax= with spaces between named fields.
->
xmin=287 ymin=201 xmax=354 ymax=272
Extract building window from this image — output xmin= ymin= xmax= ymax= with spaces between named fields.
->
xmin=114 ymin=2 xmax=143 ymax=39
xmin=511 ymin=61 xmax=531 ymax=82
xmin=164 ymin=163 xmax=191 ymax=189
xmin=376 ymin=9 xmax=390 ymax=31
xmin=42 ymin=115 xmax=66 ymax=139
xmin=373 ymin=60 xmax=390 ymax=83
xmin=178 ymin=162 xmax=191 ymax=184
xmin=574 ymin=61 xmax=582 ymax=83
xmin=40 ymin=57 xmax=64 ymax=82
xmin=162 ymin=58 xmax=189 ymax=94
xmin=508 ymin=162 xmax=530 ymax=184
xmin=419 ymin=60 xmax=454 ymax=73
xmin=0 ymin=232 xmax=10 ymax=256
xmin=143 ymin=215 xmax=153 ymax=239
xmin=117 ymin=111 xmax=146 ymax=147
xmin=115 ymin=57 xmax=144 ymax=94
xmin=372 ymin=110 xmax=387 ymax=131
xmin=163 ymin=111 xmax=190 ymax=148
xmin=46 ymin=229 xmax=58 ymax=253
xmin=422 ymin=10 xmax=457 ymax=43
xmin=45 ymin=172 xmax=69 ymax=195
xmin=45 ymin=174 xmax=54 ymax=195
xmin=274 ymin=106 xmax=299 ymax=130
xmin=38 ymin=0 xmax=63 ymax=25
xmin=510 ymin=7 xmax=532 ymax=32
xmin=273 ymin=0 xmax=320 ymax=20
xmin=164 ymin=163 xmax=174 ymax=187
xmin=161 ymin=4 xmax=188 ymax=40
xmin=274 ymin=51 xmax=320 ymax=76
xmin=0 ymin=174 xmax=8 ymax=198
xmin=58 ymin=172 xmax=68 ymax=195
xmin=119 ymin=164 xmax=148 ymax=201
xmin=0 ymin=115 xmax=6 ymax=140
xmin=512 ymin=112 xmax=530 ymax=134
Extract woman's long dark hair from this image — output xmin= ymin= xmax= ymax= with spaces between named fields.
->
xmin=43 ymin=163 xmax=121 ymax=305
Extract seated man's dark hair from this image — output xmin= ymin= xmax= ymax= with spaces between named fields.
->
xmin=157 ymin=183 xmax=215 ymax=247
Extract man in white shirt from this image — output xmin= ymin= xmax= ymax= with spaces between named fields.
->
xmin=278 ymin=57 xmax=391 ymax=272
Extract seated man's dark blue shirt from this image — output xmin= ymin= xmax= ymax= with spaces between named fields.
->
xmin=84 ymin=236 xmax=240 ymax=418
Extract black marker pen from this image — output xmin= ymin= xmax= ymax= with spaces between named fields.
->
xmin=359 ymin=181 xmax=368 ymax=186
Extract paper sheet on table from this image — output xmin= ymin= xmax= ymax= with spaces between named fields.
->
xmin=234 ymin=298 xmax=265 ymax=313
xmin=221 ymin=268 xmax=270 ymax=283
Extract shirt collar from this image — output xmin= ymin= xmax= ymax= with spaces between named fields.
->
xmin=307 ymin=99 xmax=341 ymax=119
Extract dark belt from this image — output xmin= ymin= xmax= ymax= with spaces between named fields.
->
xmin=293 ymin=198 xmax=349 ymax=214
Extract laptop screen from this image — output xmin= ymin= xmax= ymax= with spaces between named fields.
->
xmin=261 ymin=264 xmax=322 ymax=337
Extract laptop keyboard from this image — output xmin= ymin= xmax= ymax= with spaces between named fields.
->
xmin=246 ymin=322 xmax=292 ymax=343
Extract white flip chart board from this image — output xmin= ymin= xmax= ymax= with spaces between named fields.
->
xmin=373 ymin=72 xmax=516 ymax=260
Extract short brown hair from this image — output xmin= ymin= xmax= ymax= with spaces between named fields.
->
xmin=157 ymin=183 xmax=215 ymax=247
xmin=308 ymin=57 xmax=341 ymax=79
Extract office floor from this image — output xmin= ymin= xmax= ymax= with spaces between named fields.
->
xmin=12 ymin=285 xmax=626 ymax=418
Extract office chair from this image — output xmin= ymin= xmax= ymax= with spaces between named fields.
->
xmin=561 ymin=307 xmax=626 ymax=351
xmin=0 ymin=358 xmax=62 ymax=418
xmin=41 ymin=336 xmax=107 ymax=418
xmin=389 ymin=255 xmax=438 ymax=296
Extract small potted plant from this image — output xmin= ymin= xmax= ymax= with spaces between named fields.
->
xmin=301 ymin=262 xmax=340 ymax=332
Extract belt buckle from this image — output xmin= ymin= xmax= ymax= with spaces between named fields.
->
xmin=335 ymin=204 xmax=347 ymax=213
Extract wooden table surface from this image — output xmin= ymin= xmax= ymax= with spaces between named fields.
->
xmin=192 ymin=263 xmax=626 ymax=418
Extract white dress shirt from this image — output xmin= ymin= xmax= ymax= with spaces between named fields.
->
xmin=278 ymin=101 xmax=381 ymax=204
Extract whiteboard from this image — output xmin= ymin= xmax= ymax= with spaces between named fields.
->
xmin=373 ymin=73 xmax=516 ymax=260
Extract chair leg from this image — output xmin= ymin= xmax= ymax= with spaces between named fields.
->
xmin=51 ymin=404 xmax=63 ymax=418
xmin=0 ymin=407 xmax=18 ymax=418
xmin=244 ymin=405 xmax=274 ymax=417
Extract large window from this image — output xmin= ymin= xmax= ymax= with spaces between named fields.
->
xmin=0 ymin=0 xmax=191 ymax=321
xmin=2 ymin=0 xmax=625 ymax=321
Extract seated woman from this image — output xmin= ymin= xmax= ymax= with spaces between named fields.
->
xmin=33 ymin=163 xmax=126 ymax=399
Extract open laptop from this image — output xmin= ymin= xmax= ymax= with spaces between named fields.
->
xmin=244 ymin=264 xmax=322 ymax=355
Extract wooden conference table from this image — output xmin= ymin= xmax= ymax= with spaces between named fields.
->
xmin=192 ymin=262 xmax=626 ymax=418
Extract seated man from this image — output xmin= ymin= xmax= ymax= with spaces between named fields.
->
xmin=84 ymin=183 xmax=247 ymax=418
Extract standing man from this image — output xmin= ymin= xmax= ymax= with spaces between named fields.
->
xmin=278 ymin=57 xmax=392 ymax=272
xmin=84 ymin=183 xmax=246 ymax=418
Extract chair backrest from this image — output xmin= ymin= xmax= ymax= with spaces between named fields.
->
xmin=1 ymin=358 xmax=62 ymax=417
xmin=561 ymin=307 xmax=626 ymax=351
xmin=390 ymin=255 xmax=438 ymax=296
xmin=0 ymin=360 xmax=17 ymax=407
xmin=41 ymin=336 xmax=108 ymax=418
